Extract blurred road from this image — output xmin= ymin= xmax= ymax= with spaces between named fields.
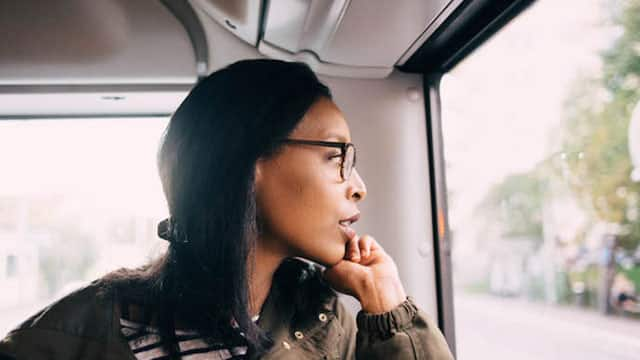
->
xmin=455 ymin=293 xmax=640 ymax=360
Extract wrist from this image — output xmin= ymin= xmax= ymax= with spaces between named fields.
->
xmin=356 ymin=297 xmax=418 ymax=337
xmin=358 ymin=277 xmax=407 ymax=314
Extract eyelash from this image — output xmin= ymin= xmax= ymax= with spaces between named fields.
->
xmin=328 ymin=153 xmax=342 ymax=161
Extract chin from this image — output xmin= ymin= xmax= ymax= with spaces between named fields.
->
xmin=294 ymin=232 xmax=346 ymax=267
xmin=314 ymin=246 xmax=346 ymax=267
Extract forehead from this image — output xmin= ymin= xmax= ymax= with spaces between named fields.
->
xmin=291 ymin=97 xmax=350 ymax=142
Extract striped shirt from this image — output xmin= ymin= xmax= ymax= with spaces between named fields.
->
xmin=120 ymin=316 xmax=259 ymax=360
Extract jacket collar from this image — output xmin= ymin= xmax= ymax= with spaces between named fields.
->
xmin=257 ymin=258 xmax=337 ymax=343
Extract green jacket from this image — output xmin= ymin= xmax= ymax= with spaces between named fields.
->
xmin=0 ymin=260 xmax=453 ymax=359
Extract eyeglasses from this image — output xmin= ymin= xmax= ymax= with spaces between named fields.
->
xmin=280 ymin=139 xmax=356 ymax=182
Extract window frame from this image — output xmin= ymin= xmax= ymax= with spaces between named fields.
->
xmin=414 ymin=2 xmax=539 ymax=357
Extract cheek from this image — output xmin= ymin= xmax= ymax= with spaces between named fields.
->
xmin=257 ymin=167 xmax=346 ymax=264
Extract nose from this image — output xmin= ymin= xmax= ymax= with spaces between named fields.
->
xmin=347 ymin=169 xmax=367 ymax=202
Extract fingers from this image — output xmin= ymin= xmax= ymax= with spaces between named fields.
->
xmin=346 ymin=234 xmax=378 ymax=263
xmin=359 ymin=235 xmax=373 ymax=259
xmin=347 ymin=235 xmax=361 ymax=262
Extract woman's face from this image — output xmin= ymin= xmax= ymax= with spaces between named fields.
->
xmin=255 ymin=97 xmax=367 ymax=266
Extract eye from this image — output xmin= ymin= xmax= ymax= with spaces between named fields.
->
xmin=327 ymin=152 xmax=342 ymax=162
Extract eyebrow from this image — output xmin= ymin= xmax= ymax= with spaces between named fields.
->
xmin=322 ymin=132 xmax=349 ymax=142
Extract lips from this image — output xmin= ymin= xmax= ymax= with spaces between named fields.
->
xmin=339 ymin=213 xmax=360 ymax=227
xmin=338 ymin=213 xmax=360 ymax=239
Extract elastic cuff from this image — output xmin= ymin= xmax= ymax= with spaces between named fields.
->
xmin=356 ymin=297 xmax=418 ymax=339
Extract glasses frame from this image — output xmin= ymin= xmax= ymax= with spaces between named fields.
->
xmin=280 ymin=138 xmax=356 ymax=181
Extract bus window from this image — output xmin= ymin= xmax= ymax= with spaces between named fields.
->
xmin=441 ymin=0 xmax=640 ymax=358
xmin=0 ymin=118 xmax=168 ymax=336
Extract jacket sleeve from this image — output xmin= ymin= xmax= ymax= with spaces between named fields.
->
xmin=0 ymin=328 xmax=104 ymax=360
xmin=337 ymin=297 xmax=454 ymax=360
xmin=0 ymin=327 xmax=133 ymax=360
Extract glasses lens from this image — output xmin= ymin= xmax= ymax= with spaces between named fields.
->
xmin=342 ymin=145 xmax=355 ymax=180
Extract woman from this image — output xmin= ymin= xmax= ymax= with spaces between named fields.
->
xmin=0 ymin=59 xmax=453 ymax=359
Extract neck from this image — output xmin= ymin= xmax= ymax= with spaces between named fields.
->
xmin=247 ymin=236 xmax=288 ymax=317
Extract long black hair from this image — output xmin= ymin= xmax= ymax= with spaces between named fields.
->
xmin=100 ymin=59 xmax=331 ymax=357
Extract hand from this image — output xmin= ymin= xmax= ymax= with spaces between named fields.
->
xmin=323 ymin=230 xmax=407 ymax=314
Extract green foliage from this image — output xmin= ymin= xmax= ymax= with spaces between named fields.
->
xmin=619 ymin=264 xmax=640 ymax=290
xmin=36 ymin=210 xmax=97 ymax=297
xmin=39 ymin=234 xmax=96 ymax=297
xmin=554 ymin=271 xmax=572 ymax=305
xmin=462 ymin=279 xmax=491 ymax=295
xmin=568 ymin=265 xmax=602 ymax=309
xmin=524 ymin=274 xmax=546 ymax=301
xmin=475 ymin=172 xmax=545 ymax=241
xmin=559 ymin=0 xmax=640 ymax=251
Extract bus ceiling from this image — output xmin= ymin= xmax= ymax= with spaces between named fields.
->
xmin=0 ymin=0 xmax=534 ymax=118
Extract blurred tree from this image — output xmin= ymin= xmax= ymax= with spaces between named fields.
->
xmin=475 ymin=172 xmax=545 ymax=243
xmin=559 ymin=0 xmax=640 ymax=251
xmin=31 ymin=198 xmax=97 ymax=297
xmin=39 ymin=226 xmax=96 ymax=297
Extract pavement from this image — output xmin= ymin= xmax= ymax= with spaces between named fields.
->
xmin=454 ymin=293 xmax=640 ymax=360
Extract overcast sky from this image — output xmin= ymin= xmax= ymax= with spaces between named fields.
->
xmin=0 ymin=118 xmax=169 ymax=217
xmin=440 ymin=0 xmax=619 ymax=241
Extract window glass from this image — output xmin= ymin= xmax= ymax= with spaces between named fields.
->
xmin=0 ymin=118 xmax=169 ymax=336
xmin=441 ymin=0 xmax=640 ymax=358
